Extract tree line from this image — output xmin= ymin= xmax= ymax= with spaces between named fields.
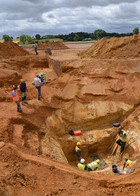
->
xmin=1 ymin=27 xmax=139 ymax=43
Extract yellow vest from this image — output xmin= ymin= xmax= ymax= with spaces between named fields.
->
xmin=77 ymin=163 xmax=85 ymax=170
xmin=120 ymin=130 xmax=128 ymax=142
xmin=127 ymin=160 xmax=132 ymax=165
xmin=88 ymin=161 xmax=99 ymax=171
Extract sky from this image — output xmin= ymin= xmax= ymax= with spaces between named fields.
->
xmin=0 ymin=0 xmax=140 ymax=38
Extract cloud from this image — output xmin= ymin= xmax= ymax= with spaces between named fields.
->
xmin=0 ymin=0 xmax=140 ymax=38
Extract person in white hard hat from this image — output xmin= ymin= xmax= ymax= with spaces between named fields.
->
xmin=77 ymin=158 xmax=87 ymax=170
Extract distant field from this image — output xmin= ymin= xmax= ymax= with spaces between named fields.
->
xmin=0 ymin=38 xmax=63 ymax=43
xmin=0 ymin=39 xmax=19 ymax=43
xmin=35 ymin=38 xmax=63 ymax=42
xmin=0 ymin=38 xmax=96 ymax=45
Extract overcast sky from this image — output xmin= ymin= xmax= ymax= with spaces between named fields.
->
xmin=0 ymin=0 xmax=140 ymax=38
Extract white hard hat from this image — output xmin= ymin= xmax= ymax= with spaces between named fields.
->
xmin=80 ymin=158 xmax=85 ymax=164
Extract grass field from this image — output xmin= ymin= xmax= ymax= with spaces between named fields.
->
xmin=0 ymin=38 xmax=63 ymax=44
xmin=35 ymin=38 xmax=63 ymax=42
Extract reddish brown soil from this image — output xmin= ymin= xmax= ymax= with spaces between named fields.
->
xmin=0 ymin=42 xmax=29 ymax=59
xmin=37 ymin=41 xmax=69 ymax=50
xmin=0 ymin=39 xmax=140 ymax=196
xmin=80 ymin=33 xmax=140 ymax=59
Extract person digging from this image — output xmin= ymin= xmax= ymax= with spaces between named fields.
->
xmin=86 ymin=159 xmax=100 ymax=171
xmin=75 ymin=142 xmax=82 ymax=163
xmin=116 ymin=129 xmax=128 ymax=153
xmin=77 ymin=158 xmax=87 ymax=170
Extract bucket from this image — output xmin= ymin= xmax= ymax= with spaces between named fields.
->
xmin=74 ymin=130 xmax=82 ymax=136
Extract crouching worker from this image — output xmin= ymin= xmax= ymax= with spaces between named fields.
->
xmin=112 ymin=164 xmax=120 ymax=175
xmin=87 ymin=159 xmax=100 ymax=171
xmin=77 ymin=159 xmax=87 ymax=170
xmin=123 ymin=158 xmax=133 ymax=170
xmin=12 ymin=85 xmax=23 ymax=113
xmin=116 ymin=129 xmax=128 ymax=153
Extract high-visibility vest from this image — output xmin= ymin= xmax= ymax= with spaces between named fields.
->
xmin=127 ymin=160 xmax=132 ymax=165
xmin=87 ymin=161 xmax=99 ymax=171
xmin=12 ymin=90 xmax=19 ymax=102
xmin=120 ymin=130 xmax=127 ymax=142
xmin=77 ymin=163 xmax=85 ymax=170
xmin=75 ymin=146 xmax=81 ymax=152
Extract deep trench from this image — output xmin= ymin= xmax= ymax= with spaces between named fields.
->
xmin=6 ymin=57 xmax=137 ymax=171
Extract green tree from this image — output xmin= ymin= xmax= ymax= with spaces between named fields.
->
xmin=73 ymin=34 xmax=80 ymax=41
xmin=19 ymin=34 xmax=27 ymax=44
xmin=26 ymin=35 xmax=32 ymax=44
xmin=93 ymin=29 xmax=106 ymax=40
xmin=35 ymin=34 xmax=41 ymax=39
xmin=132 ymin=27 xmax=139 ymax=35
xmin=2 ymin=34 xmax=13 ymax=42
xmin=19 ymin=34 xmax=32 ymax=44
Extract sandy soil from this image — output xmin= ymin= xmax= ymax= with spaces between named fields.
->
xmin=0 ymin=40 xmax=140 ymax=196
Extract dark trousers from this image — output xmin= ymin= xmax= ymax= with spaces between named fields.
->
xmin=16 ymin=100 xmax=23 ymax=112
xmin=87 ymin=165 xmax=92 ymax=171
xmin=35 ymin=86 xmax=41 ymax=100
xmin=35 ymin=48 xmax=38 ymax=55
xmin=116 ymin=139 xmax=126 ymax=153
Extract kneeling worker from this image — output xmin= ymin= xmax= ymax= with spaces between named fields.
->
xmin=87 ymin=159 xmax=100 ymax=171
xmin=116 ymin=129 xmax=128 ymax=153
xmin=77 ymin=159 xmax=87 ymax=170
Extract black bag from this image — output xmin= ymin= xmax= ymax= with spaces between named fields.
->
xmin=69 ymin=130 xmax=74 ymax=135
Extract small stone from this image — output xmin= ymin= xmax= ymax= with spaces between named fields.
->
xmin=72 ymin=180 xmax=77 ymax=185
xmin=73 ymin=175 xmax=79 ymax=179
xmin=0 ymin=142 xmax=5 ymax=149
xmin=49 ymin=166 xmax=55 ymax=171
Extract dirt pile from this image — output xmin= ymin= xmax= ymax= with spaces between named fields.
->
xmin=80 ymin=33 xmax=140 ymax=59
xmin=37 ymin=41 xmax=69 ymax=50
xmin=0 ymin=42 xmax=29 ymax=59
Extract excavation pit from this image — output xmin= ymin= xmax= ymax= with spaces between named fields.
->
xmin=44 ymin=113 xmax=136 ymax=171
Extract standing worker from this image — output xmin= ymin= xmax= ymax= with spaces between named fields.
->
xmin=12 ymin=85 xmax=23 ymax=113
xmin=116 ymin=129 xmax=128 ymax=153
xmin=33 ymin=74 xmax=42 ymax=100
xmin=87 ymin=160 xmax=100 ymax=171
xmin=19 ymin=79 xmax=28 ymax=105
xmin=77 ymin=159 xmax=87 ymax=170
xmin=34 ymin=41 xmax=38 ymax=55
xmin=75 ymin=142 xmax=82 ymax=162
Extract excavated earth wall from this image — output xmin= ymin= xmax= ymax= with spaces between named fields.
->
xmin=0 ymin=38 xmax=140 ymax=195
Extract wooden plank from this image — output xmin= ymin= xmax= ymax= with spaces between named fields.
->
xmin=111 ymin=130 xmax=130 ymax=155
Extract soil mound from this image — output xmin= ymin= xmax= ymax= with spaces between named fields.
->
xmin=80 ymin=34 xmax=140 ymax=59
xmin=37 ymin=41 xmax=69 ymax=50
xmin=0 ymin=42 xmax=29 ymax=59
